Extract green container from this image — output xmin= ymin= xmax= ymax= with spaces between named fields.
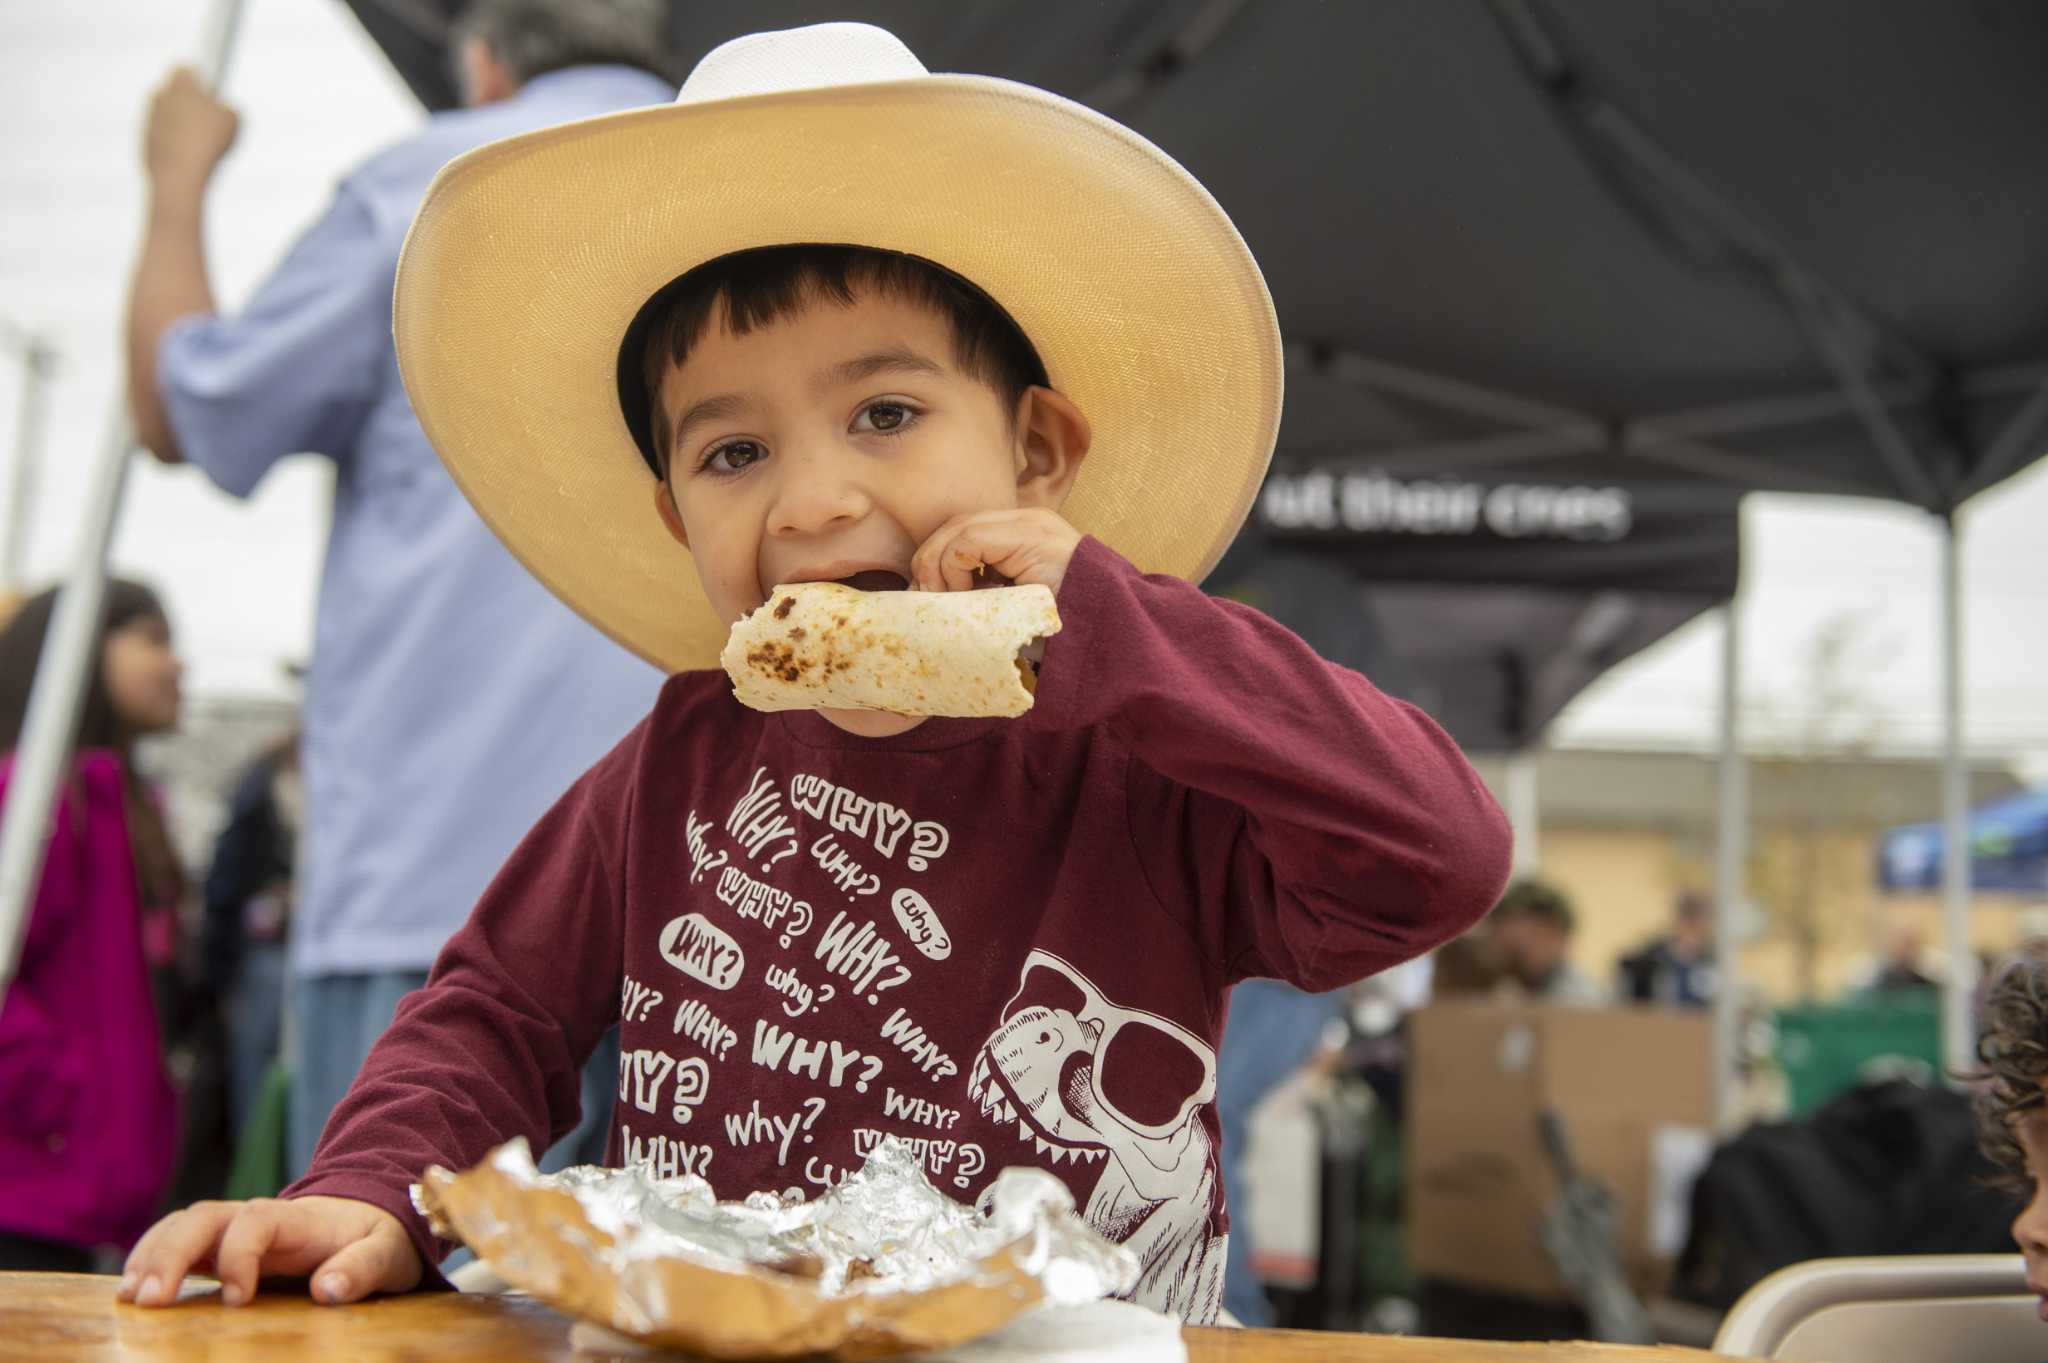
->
xmin=1773 ymin=994 xmax=1943 ymax=1116
xmin=224 ymin=1058 xmax=292 ymax=1201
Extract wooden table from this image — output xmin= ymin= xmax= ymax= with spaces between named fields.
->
xmin=3 ymin=1273 xmax=1729 ymax=1362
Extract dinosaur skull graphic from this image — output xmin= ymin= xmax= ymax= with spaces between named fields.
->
xmin=966 ymin=950 xmax=1215 ymax=1165
xmin=966 ymin=949 xmax=1228 ymax=1322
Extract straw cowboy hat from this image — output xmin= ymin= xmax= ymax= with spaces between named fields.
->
xmin=394 ymin=22 xmax=1281 ymax=673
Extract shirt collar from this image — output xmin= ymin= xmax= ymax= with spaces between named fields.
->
xmin=514 ymin=64 xmax=673 ymax=108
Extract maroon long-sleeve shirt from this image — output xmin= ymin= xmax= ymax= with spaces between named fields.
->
xmin=285 ymin=537 xmax=1511 ymax=1322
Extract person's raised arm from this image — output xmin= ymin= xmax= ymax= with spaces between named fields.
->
xmin=126 ymin=66 xmax=236 ymax=463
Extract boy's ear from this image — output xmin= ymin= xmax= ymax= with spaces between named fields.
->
xmin=652 ymin=479 xmax=691 ymax=549
xmin=1012 ymin=386 xmax=1091 ymax=511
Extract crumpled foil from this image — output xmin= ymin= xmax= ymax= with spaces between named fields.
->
xmin=412 ymin=1137 xmax=1138 ymax=1359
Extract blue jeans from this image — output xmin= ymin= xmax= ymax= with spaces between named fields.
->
xmin=287 ymin=971 xmax=619 ymax=1187
xmin=227 ymin=940 xmax=289 ymax=1136
xmin=1217 ymin=980 xmax=1346 ymax=1327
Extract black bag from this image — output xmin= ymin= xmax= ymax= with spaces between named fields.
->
xmin=1672 ymin=1080 xmax=2021 ymax=1309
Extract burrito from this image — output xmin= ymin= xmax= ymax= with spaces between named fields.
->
xmin=721 ymin=582 xmax=1060 ymax=717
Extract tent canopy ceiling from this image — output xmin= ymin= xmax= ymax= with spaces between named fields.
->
xmin=346 ymin=0 xmax=2048 ymax=511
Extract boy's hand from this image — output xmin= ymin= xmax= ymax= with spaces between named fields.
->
xmin=117 ymin=1195 xmax=423 ymax=1309
xmin=912 ymin=509 xmax=1083 ymax=596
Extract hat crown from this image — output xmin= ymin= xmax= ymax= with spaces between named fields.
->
xmin=675 ymin=23 xmax=929 ymax=107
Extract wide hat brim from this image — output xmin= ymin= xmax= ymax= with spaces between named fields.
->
xmin=395 ymin=74 xmax=1282 ymax=673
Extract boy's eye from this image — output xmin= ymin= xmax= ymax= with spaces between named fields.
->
xmin=702 ymin=439 xmax=766 ymax=474
xmin=853 ymin=401 xmax=916 ymax=434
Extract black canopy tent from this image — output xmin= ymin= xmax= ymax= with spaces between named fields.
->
xmin=343 ymin=0 xmax=2048 ymax=1101
xmin=1233 ymin=465 xmax=1740 ymax=747
xmin=1210 ymin=462 xmax=1738 ymax=882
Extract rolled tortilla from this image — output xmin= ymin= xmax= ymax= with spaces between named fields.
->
xmin=721 ymin=583 xmax=1061 ymax=717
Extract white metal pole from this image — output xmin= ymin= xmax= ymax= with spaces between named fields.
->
xmin=0 ymin=408 xmax=133 ymax=996
xmin=1506 ymin=746 xmax=1541 ymax=873
xmin=1713 ymin=601 xmax=1748 ymax=1132
xmin=197 ymin=0 xmax=247 ymax=87
xmin=1939 ymin=513 xmax=1973 ymax=1077
xmin=0 ymin=0 xmax=247 ymax=1001
xmin=4 ymin=334 xmax=56 ymax=591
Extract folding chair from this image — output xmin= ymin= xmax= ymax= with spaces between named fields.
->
xmin=1713 ymin=1254 xmax=2039 ymax=1361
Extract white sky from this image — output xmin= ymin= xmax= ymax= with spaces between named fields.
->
xmin=2 ymin=0 xmax=2044 ymax=783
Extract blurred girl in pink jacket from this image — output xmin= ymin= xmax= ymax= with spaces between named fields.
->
xmin=0 ymin=579 xmax=186 ymax=1269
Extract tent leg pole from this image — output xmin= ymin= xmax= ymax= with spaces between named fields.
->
xmin=0 ymin=408 xmax=132 ymax=995
xmin=1506 ymin=747 xmax=1540 ymax=873
xmin=1714 ymin=601 xmax=1747 ymax=1133
xmin=0 ymin=0 xmax=246 ymax=1003
xmin=1940 ymin=512 xmax=1972 ymax=1078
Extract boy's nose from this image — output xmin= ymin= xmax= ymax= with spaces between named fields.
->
xmin=766 ymin=441 xmax=871 ymax=537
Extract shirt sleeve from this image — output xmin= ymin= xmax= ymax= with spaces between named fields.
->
xmin=278 ymin=719 xmax=643 ymax=1278
xmin=1026 ymin=536 xmax=1513 ymax=993
xmin=156 ymin=181 xmax=389 ymax=498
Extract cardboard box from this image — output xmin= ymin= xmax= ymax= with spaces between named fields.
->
xmin=1406 ymin=1002 xmax=1712 ymax=1302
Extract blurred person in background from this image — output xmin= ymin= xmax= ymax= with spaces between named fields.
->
xmin=0 ymin=582 xmax=185 ymax=1269
xmin=1217 ymin=980 xmax=1347 ymax=1325
xmin=1485 ymin=878 xmax=1604 ymax=1006
xmin=122 ymin=0 xmax=674 ymax=1177
xmin=200 ymin=730 xmax=300 ymax=1137
xmin=1616 ymin=890 xmax=1715 ymax=1008
xmin=1865 ymin=926 xmax=1939 ymax=995
xmin=1430 ymin=932 xmax=1502 ymax=997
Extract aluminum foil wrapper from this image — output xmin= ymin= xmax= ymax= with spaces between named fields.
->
xmin=413 ymin=1137 xmax=1138 ymax=1359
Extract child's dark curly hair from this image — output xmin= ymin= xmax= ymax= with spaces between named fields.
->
xmin=1974 ymin=938 xmax=2048 ymax=1188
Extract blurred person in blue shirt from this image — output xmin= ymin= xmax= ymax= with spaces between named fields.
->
xmin=1616 ymin=890 xmax=1716 ymax=1009
xmin=122 ymin=0 xmax=674 ymax=1177
xmin=1217 ymin=980 xmax=1347 ymax=1326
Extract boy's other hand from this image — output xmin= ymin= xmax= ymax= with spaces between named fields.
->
xmin=912 ymin=508 xmax=1083 ymax=596
xmin=143 ymin=67 xmax=239 ymax=191
xmin=117 ymin=1195 xmax=423 ymax=1309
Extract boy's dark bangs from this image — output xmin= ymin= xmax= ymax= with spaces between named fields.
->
xmin=615 ymin=245 xmax=1048 ymax=479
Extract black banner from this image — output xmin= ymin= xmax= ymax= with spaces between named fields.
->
xmin=1212 ymin=467 xmax=1741 ymax=750
xmin=1253 ymin=468 xmax=1741 ymax=599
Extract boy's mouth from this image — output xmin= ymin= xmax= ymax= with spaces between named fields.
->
xmin=832 ymin=569 xmax=909 ymax=593
xmin=779 ymin=562 xmax=911 ymax=594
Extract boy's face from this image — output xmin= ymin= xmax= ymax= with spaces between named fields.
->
xmin=652 ymin=289 xmax=1082 ymax=736
xmin=2011 ymin=1096 xmax=2048 ymax=1316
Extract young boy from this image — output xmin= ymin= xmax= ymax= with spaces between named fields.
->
xmin=120 ymin=23 xmax=1510 ymax=1324
xmin=1973 ymin=940 xmax=2048 ymax=1310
